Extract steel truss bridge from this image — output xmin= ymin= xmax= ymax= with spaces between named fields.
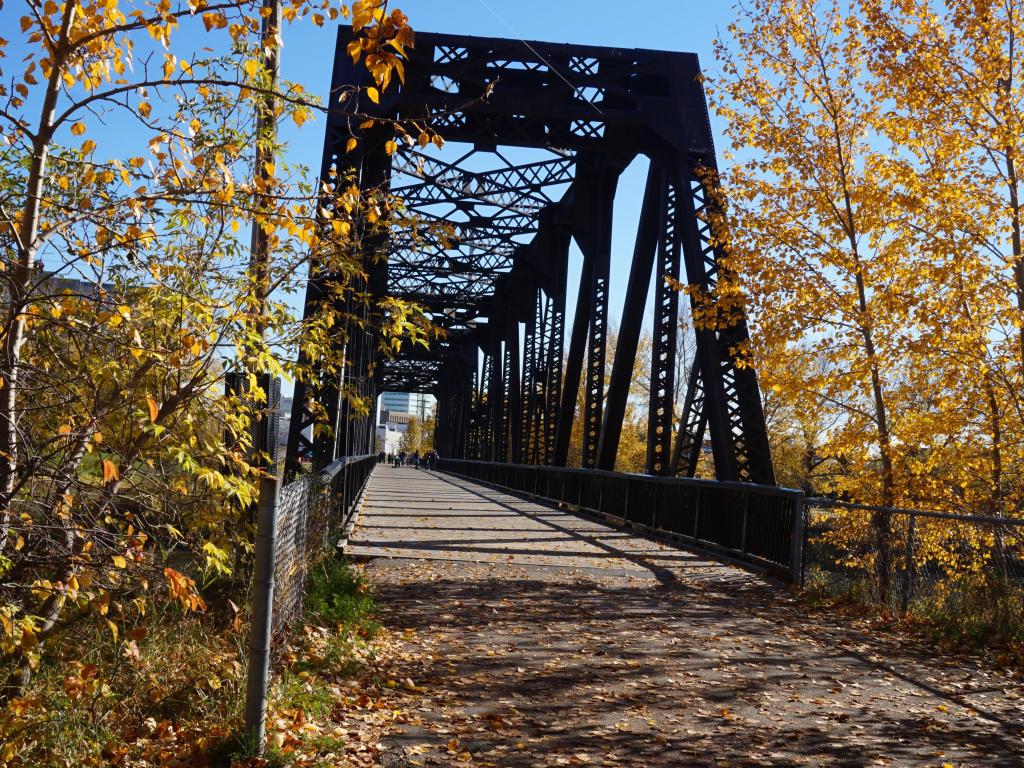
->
xmin=284 ymin=28 xmax=800 ymax=578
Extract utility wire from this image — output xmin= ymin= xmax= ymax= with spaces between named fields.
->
xmin=474 ymin=0 xmax=605 ymax=116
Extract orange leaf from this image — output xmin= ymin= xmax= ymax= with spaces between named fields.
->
xmin=146 ymin=397 xmax=159 ymax=422
xmin=102 ymin=459 xmax=120 ymax=483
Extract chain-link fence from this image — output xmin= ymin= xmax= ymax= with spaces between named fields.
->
xmin=245 ymin=454 xmax=377 ymax=746
xmin=271 ymin=454 xmax=377 ymax=633
xmin=804 ymin=499 xmax=1024 ymax=644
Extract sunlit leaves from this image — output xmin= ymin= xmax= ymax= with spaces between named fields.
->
xmin=715 ymin=1 xmax=1024 ymax=601
xmin=102 ymin=459 xmax=120 ymax=483
xmin=0 ymin=1 xmax=437 ymax=738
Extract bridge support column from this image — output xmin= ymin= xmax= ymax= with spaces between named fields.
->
xmin=597 ymin=165 xmax=664 ymax=471
xmin=554 ymin=161 xmax=620 ymax=467
xmin=646 ymin=172 xmax=684 ymax=475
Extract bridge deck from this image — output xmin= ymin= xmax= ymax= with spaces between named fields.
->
xmin=350 ymin=467 xmax=1023 ymax=767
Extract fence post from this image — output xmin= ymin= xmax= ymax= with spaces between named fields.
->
xmin=245 ymin=476 xmax=280 ymax=754
xmin=789 ymin=492 xmax=805 ymax=586
xmin=900 ymin=512 xmax=917 ymax=615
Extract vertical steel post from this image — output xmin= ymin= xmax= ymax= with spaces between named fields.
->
xmin=597 ymin=166 xmax=664 ymax=471
xmin=553 ymin=258 xmax=592 ymax=466
xmin=671 ymin=364 xmax=708 ymax=477
xmin=576 ymin=165 xmax=619 ymax=469
xmin=543 ymin=226 xmax=570 ymax=465
xmin=507 ymin=312 xmax=522 ymax=463
xmin=646 ymin=174 xmax=684 ymax=475
xmin=789 ymin=493 xmax=805 ymax=585
xmin=245 ymin=476 xmax=280 ymax=753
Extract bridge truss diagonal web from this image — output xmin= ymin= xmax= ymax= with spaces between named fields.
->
xmin=285 ymin=26 xmax=776 ymax=488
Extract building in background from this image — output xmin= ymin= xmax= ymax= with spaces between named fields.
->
xmin=378 ymin=391 xmax=434 ymax=423
xmin=376 ymin=410 xmax=418 ymax=454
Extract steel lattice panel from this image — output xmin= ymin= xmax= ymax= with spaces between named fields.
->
xmin=286 ymin=26 xmax=776 ymax=486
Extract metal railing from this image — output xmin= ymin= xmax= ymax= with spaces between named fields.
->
xmin=804 ymin=498 xmax=1024 ymax=626
xmin=437 ymin=458 xmax=805 ymax=582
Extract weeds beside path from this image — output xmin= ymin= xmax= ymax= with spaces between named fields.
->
xmin=0 ymin=558 xmax=423 ymax=768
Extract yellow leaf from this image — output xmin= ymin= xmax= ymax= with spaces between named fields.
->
xmin=243 ymin=59 xmax=259 ymax=79
xmin=138 ymin=101 xmax=152 ymax=118
xmin=102 ymin=459 xmax=120 ymax=483
xmin=58 ymin=424 xmax=71 ymax=435
xmin=71 ymin=122 xmax=86 ymax=136
xmin=112 ymin=555 xmax=127 ymax=569
xmin=293 ymin=108 xmax=308 ymax=128
xmin=107 ymin=620 xmax=118 ymax=642
xmin=81 ymin=139 xmax=96 ymax=154
xmin=385 ymin=140 xmax=398 ymax=155
xmin=147 ymin=397 xmax=159 ymax=422
xmin=20 ymin=625 xmax=37 ymax=649
xmin=346 ymin=137 xmax=359 ymax=153
xmin=366 ymin=86 xmax=380 ymax=104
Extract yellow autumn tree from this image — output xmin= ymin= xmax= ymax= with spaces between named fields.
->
xmin=712 ymin=0 xmax=930 ymax=597
xmin=0 ymin=0 xmax=430 ymax=705
xmin=861 ymin=0 xmax=1024 ymax=519
xmin=716 ymin=0 xmax=1024 ymax=612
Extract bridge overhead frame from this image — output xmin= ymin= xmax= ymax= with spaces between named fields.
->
xmin=286 ymin=27 xmax=776 ymax=485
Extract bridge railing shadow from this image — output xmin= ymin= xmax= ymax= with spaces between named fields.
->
xmin=371 ymin=568 xmax=1023 ymax=767
xmin=437 ymin=458 xmax=805 ymax=583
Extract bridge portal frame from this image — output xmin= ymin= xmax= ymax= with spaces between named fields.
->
xmin=285 ymin=26 xmax=776 ymax=485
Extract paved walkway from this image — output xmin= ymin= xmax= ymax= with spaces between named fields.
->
xmin=351 ymin=467 xmax=1024 ymax=767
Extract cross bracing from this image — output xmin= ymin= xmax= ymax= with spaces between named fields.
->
xmin=285 ymin=27 xmax=776 ymax=487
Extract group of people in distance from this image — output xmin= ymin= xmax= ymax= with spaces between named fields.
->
xmin=381 ymin=449 xmax=438 ymax=470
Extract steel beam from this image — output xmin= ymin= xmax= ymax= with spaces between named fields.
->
xmin=289 ymin=26 xmax=777 ymax=488
xmin=596 ymin=165 xmax=663 ymax=470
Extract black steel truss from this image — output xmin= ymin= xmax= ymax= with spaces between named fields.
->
xmin=285 ymin=27 xmax=775 ymax=485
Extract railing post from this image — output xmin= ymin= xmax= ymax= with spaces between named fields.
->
xmin=740 ymin=490 xmax=750 ymax=555
xmin=693 ymin=486 xmax=702 ymax=542
xmin=789 ymin=492 xmax=805 ymax=586
xmin=245 ymin=476 xmax=280 ymax=754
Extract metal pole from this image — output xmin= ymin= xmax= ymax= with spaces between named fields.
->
xmin=245 ymin=476 xmax=280 ymax=753
xmin=900 ymin=512 xmax=917 ymax=615
xmin=790 ymin=493 xmax=805 ymax=586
